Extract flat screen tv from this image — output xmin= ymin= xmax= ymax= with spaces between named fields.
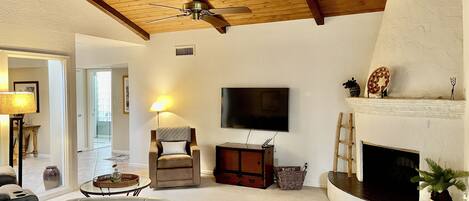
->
xmin=221 ymin=88 xmax=289 ymax=132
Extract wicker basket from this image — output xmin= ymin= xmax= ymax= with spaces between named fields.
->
xmin=274 ymin=166 xmax=307 ymax=190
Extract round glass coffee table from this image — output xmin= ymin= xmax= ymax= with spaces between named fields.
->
xmin=80 ymin=176 xmax=151 ymax=197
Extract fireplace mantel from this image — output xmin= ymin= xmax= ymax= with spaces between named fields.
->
xmin=346 ymin=97 xmax=465 ymax=119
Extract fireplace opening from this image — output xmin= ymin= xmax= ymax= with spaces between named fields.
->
xmin=363 ymin=143 xmax=419 ymax=201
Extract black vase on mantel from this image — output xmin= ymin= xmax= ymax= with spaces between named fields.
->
xmin=348 ymin=85 xmax=360 ymax=97
xmin=43 ymin=166 xmax=61 ymax=190
xmin=342 ymin=77 xmax=361 ymax=97
xmin=431 ymin=190 xmax=452 ymax=201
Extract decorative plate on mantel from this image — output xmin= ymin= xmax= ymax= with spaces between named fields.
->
xmin=367 ymin=67 xmax=390 ymax=97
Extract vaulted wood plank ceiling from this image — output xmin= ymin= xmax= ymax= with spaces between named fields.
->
xmin=91 ymin=0 xmax=386 ymax=40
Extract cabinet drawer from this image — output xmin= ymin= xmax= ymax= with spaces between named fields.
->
xmin=216 ymin=173 xmax=240 ymax=185
xmin=241 ymin=151 xmax=263 ymax=174
xmin=218 ymin=149 xmax=239 ymax=171
xmin=240 ymin=175 xmax=264 ymax=188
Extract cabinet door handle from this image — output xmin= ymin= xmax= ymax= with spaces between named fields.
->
xmin=257 ymin=161 xmax=261 ymax=165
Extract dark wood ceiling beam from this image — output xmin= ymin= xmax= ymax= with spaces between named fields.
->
xmin=305 ymin=0 xmax=324 ymax=25
xmin=200 ymin=0 xmax=229 ymax=34
xmin=87 ymin=0 xmax=150 ymax=40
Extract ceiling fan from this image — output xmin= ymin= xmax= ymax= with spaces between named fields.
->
xmin=146 ymin=1 xmax=252 ymax=29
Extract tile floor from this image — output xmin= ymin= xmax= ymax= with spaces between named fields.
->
xmin=19 ymin=155 xmax=55 ymax=194
xmin=20 ymin=146 xmax=138 ymax=195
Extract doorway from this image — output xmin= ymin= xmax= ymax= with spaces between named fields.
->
xmin=88 ymin=70 xmax=112 ymax=150
xmin=75 ymin=67 xmax=129 ymax=184
xmin=0 ymin=50 xmax=72 ymax=199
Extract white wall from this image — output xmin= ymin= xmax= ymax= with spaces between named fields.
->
xmin=8 ymin=67 xmax=51 ymax=155
xmin=0 ymin=0 xmax=144 ymax=45
xmin=124 ymin=13 xmax=383 ymax=187
xmin=76 ymin=47 xmax=136 ymax=69
xmin=0 ymin=52 xmax=9 ymax=165
xmin=112 ymin=68 xmax=129 ymax=153
xmin=369 ymin=0 xmax=463 ymax=99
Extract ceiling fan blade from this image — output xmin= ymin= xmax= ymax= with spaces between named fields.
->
xmin=146 ymin=14 xmax=187 ymax=24
xmin=149 ymin=3 xmax=183 ymax=12
xmin=208 ymin=7 xmax=252 ymax=15
xmin=201 ymin=15 xmax=230 ymax=28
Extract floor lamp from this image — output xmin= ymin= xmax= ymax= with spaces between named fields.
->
xmin=0 ymin=92 xmax=37 ymax=186
xmin=150 ymin=102 xmax=166 ymax=128
xmin=150 ymin=96 xmax=172 ymax=128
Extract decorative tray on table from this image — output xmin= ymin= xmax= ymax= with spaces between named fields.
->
xmin=92 ymin=173 xmax=139 ymax=188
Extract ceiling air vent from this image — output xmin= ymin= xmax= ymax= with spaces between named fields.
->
xmin=175 ymin=45 xmax=195 ymax=56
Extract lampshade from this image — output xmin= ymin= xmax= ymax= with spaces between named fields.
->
xmin=0 ymin=92 xmax=37 ymax=115
xmin=150 ymin=96 xmax=173 ymax=112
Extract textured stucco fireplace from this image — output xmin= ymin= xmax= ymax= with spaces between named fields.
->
xmin=327 ymin=98 xmax=465 ymax=201
xmin=349 ymin=98 xmax=465 ymax=201
xmin=326 ymin=0 xmax=465 ymax=200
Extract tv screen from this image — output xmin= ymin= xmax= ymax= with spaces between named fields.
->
xmin=221 ymin=88 xmax=289 ymax=132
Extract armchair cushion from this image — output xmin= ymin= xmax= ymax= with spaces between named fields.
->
xmin=157 ymin=154 xmax=192 ymax=169
xmin=161 ymin=141 xmax=187 ymax=155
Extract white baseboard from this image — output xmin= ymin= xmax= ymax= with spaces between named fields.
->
xmin=112 ymin=150 xmax=129 ymax=155
xmin=201 ymin=170 xmax=214 ymax=176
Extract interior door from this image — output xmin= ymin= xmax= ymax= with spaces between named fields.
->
xmin=87 ymin=70 xmax=97 ymax=150
xmin=76 ymin=69 xmax=86 ymax=152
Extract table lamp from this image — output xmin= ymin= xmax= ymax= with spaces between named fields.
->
xmin=150 ymin=96 xmax=172 ymax=128
xmin=0 ymin=92 xmax=37 ymax=186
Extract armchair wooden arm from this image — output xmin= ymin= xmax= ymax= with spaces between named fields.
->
xmin=190 ymin=129 xmax=201 ymax=185
xmin=189 ymin=129 xmax=199 ymax=156
xmin=149 ymin=130 xmax=159 ymax=188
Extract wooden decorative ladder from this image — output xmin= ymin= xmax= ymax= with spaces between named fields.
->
xmin=333 ymin=112 xmax=355 ymax=177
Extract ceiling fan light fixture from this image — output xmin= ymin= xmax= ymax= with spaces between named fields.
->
xmin=147 ymin=0 xmax=251 ymax=31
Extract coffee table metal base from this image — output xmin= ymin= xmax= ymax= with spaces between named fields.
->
xmin=81 ymin=187 xmax=145 ymax=197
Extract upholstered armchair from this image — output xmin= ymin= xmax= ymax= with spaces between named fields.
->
xmin=149 ymin=127 xmax=200 ymax=188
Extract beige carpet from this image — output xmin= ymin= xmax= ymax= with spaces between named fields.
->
xmin=47 ymin=176 xmax=329 ymax=201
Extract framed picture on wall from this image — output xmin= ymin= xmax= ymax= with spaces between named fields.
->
xmin=123 ymin=75 xmax=129 ymax=114
xmin=13 ymin=81 xmax=40 ymax=113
